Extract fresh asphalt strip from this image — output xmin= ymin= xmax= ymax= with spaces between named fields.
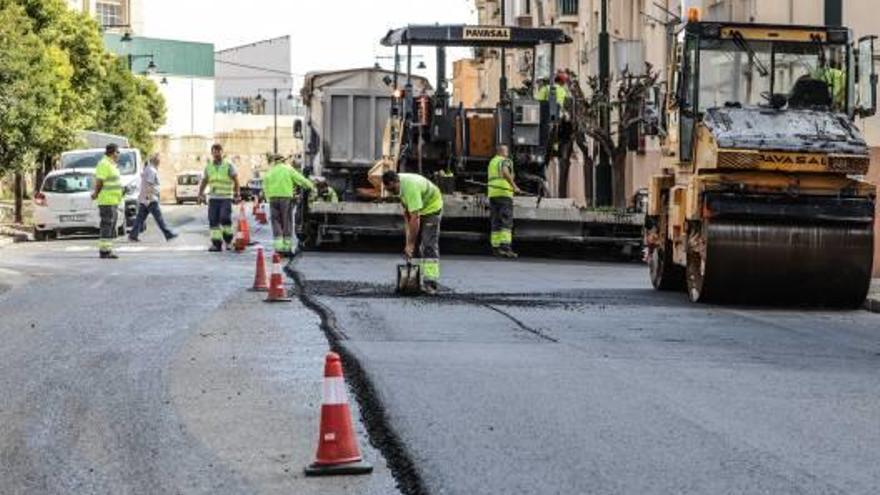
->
xmin=286 ymin=264 xmax=429 ymax=495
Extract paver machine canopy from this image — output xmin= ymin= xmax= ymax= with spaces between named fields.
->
xmin=380 ymin=24 xmax=573 ymax=194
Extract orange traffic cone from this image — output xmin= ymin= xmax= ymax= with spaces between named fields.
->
xmin=264 ymin=252 xmax=291 ymax=302
xmin=249 ymin=245 xmax=269 ymax=292
xmin=255 ymin=201 xmax=268 ymax=225
xmin=304 ymin=352 xmax=373 ymax=476
xmin=234 ymin=204 xmax=252 ymax=251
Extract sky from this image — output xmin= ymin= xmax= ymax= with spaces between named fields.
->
xmin=143 ymin=0 xmax=479 ymax=88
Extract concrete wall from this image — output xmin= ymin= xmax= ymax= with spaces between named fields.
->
xmin=153 ymin=124 xmax=303 ymax=201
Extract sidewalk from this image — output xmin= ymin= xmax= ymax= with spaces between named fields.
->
xmin=867 ymin=279 xmax=880 ymax=313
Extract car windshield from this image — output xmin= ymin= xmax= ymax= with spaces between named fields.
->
xmin=698 ymin=38 xmax=848 ymax=112
xmin=62 ymin=150 xmax=137 ymax=175
xmin=178 ymin=175 xmax=200 ymax=185
xmin=43 ymin=173 xmax=94 ymax=194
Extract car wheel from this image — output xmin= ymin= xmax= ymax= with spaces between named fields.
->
xmin=33 ymin=229 xmax=48 ymax=242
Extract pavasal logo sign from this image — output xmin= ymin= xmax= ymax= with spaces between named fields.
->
xmin=758 ymin=153 xmax=827 ymax=167
xmin=463 ymin=26 xmax=511 ymax=41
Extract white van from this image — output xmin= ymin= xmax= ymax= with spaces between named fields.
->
xmin=60 ymin=148 xmax=142 ymax=229
xmin=175 ymin=172 xmax=203 ymax=204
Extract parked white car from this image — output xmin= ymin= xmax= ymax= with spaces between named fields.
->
xmin=175 ymin=172 xmax=203 ymax=204
xmin=60 ymin=147 xmax=142 ymax=227
xmin=32 ymin=169 xmax=124 ymax=241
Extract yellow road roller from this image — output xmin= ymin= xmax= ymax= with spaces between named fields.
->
xmin=646 ymin=16 xmax=877 ymax=306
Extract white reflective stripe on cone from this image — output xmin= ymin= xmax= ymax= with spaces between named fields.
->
xmin=272 ymin=262 xmax=282 ymax=272
xmin=322 ymin=376 xmax=349 ymax=405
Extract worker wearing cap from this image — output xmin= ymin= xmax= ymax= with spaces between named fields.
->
xmin=92 ymin=143 xmax=123 ymax=259
xmin=382 ymin=170 xmax=443 ymax=295
xmin=197 ymin=144 xmax=241 ymax=251
xmin=310 ymin=178 xmax=339 ymax=204
xmin=263 ymin=155 xmax=314 ymax=257
xmin=487 ymin=144 xmax=522 ymax=258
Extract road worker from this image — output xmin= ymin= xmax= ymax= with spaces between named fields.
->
xmin=91 ymin=143 xmax=123 ymax=259
xmin=263 ymin=154 xmax=314 ymax=258
xmin=382 ymin=170 xmax=443 ymax=295
xmin=197 ymin=144 xmax=241 ymax=251
xmin=536 ymin=70 xmax=570 ymax=107
xmin=487 ymin=144 xmax=522 ymax=258
xmin=311 ymin=178 xmax=339 ymax=204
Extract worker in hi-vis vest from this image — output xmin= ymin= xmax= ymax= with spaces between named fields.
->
xmin=262 ymin=155 xmax=314 ymax=258
xmin=197 ymin=143 xmax=241 ymax=251
xmin=382 ymin=170 xmax=443 ymax=295
xmin=487 ymin=144 xmax=522 ymax=258
xmin=91 ymin=143 xmax=124 ymax=259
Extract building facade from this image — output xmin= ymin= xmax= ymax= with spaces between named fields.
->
xmin=67 ymin=0 xmax=144 ymax=34
xmin=215 ymin=36 xmax=303 ymax=116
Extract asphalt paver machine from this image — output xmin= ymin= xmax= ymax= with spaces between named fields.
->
xmin=302 ymin=25 xmax=643 ymax=251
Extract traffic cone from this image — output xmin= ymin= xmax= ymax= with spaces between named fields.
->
xmin=264 ymin=252 xmax=291 ymax=302
xmin=234 ymin=203 xmax=251 ymax=251
xmin=256 ymin=201 xmax=268 ymax=225
xmin=304 ymin=352 xmax=373 ymax=477
xmin=249 ymin=245 xmax=269 ymax=292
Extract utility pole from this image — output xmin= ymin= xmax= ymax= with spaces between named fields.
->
xmin=595 ymin=0 xmax=612 ymax=206
xmin=257 ymin=88 xmax=291 ymax=155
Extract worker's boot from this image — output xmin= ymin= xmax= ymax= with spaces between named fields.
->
xmin=492 ymin=247 xmax=506 ymax=258
xmin=500 ymin=245 xmax=518 ymax=259
xmin=423 ymin=281 xmax=438 ymax=296
xmin=209 ymin=240 xmax=223 ymax=252
xmin=99 ymin=251 xmax=119 ymax=259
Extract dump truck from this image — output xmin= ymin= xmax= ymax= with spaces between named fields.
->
xmin=297 ymin=25 xmax=643 ymax=252
xmin=646 ymin=15 xmax=878 ymax=306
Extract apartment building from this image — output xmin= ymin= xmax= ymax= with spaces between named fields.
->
xmin=67 ymin=0 xmax=144 ymax=35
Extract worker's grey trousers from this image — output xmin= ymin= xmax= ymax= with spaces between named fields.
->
xmin=98 ymin=205 xmax=118 ymax=253
xmin=418 ymin=212 xmax=441 ymax=282
xmin=269 ymin=198 xmax=294 ymax=250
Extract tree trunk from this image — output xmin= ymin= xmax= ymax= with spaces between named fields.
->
xmin=612 ymin=148 xmax=628 ymax=209
xmin=13 ymin=172 xmax=23 ymax=224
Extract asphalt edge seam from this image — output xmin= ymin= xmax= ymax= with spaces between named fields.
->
xmin=287 ymin=267 xmax=429 ymax=495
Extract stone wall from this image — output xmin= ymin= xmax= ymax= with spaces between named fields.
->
xmin=153 ymin=125 xmax=301 ymax=200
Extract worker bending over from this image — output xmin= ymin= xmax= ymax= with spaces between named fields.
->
xmin=382 ymin=171 xmax=443 ymax=295
xmin=263 ymin=155 xmax=314 ymax=257
xmin=197 ymin=144 xmax=241 ymax=251
xmin=487 ymin=144 xmax=522 ymax=258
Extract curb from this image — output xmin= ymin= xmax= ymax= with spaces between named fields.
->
xmin=0 ymin=226 xmax=31 ymax=244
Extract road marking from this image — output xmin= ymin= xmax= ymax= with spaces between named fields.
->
xmin=62 ymin=245 xmax=208 ymax=253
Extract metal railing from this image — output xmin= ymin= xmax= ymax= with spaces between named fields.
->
xmin=557 ymin=0 xmax=578 ymax=17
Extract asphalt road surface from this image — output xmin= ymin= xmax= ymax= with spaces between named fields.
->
xmin=2 ymin=205 xmax=880 ymax=495
xmin=0 ymin=205 xmax=397 ymax=495
xmin=294 ymin=251 xmax=880 ymax=495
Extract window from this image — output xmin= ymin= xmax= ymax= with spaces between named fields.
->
xmin=96 ymin=0 xmax=125 ymax=28
xmin=62 ymin=150 xmax=137 ymax=175
xmin=43 ymin=174 xmax=94 ymax=194
xmin=557 ymin=0 xmax=578 ymax=17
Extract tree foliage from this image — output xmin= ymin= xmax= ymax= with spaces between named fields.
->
xmin=0 ymin=0 xmax=166 ymax=179
xmin=0 ymin=4 xmax=61 ymax=174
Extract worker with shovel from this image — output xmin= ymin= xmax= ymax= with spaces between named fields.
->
xmin=263 ymin=154 xmax=314 ymax=258
xmin=487 ymin=145 xmax=522 ymax=258
xmin=382 ymin=171 xmax=443 ymax=295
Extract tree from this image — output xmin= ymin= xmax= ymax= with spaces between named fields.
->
xmin=564 ymin=64 xmax=659 ymax=207
xmin=0 ymin=4 xmax=62 ymax=222
xmin=96 ymin=55 xmax=167 ymax=154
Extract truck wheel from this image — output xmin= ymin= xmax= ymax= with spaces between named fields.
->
xmin=649 ymin=239 xmax=685 ymax=291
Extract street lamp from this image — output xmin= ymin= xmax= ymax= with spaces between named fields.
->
xmin=256 ymin=88 xmax=294 ymax=155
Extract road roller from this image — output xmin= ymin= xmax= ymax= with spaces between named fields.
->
xmin=645 ymin=13 xmax=878 ymax=306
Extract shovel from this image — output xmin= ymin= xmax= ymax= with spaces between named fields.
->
xmin=396 ymin=259 xmax=423 ymax=296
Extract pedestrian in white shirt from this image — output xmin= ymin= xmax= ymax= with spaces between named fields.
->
xmin=129 ymin=154 xmax=177 ymax=242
